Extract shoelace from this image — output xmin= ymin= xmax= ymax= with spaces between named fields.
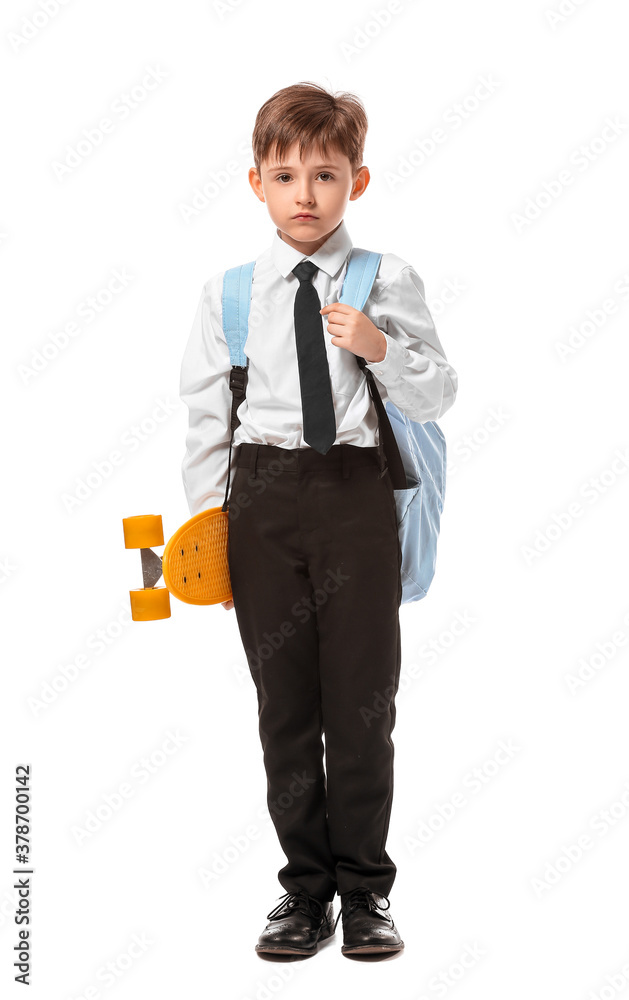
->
xmin=266 ymin=889 xmax=327 ymax=926
xmin=333 ymin=885 xmax=391 ymax=932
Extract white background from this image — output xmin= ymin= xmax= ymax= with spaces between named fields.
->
xmin=2 ymin=0 xmax=629 ymax=997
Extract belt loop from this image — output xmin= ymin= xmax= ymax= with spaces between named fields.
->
xmin=250 ymin=443 xmax=259 ymax=480
xmin=341 ymin=443 xmax=350 ymax=479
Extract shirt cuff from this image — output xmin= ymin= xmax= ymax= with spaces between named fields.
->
xmin=364 ymin=331 xmax=408 ymax=382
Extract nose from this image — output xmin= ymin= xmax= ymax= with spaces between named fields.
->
xmin=296 ymin=181 xmax=314 ymax=205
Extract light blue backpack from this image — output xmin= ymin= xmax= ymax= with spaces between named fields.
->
xmin=220 ymin=248 xmax=447 ymax=604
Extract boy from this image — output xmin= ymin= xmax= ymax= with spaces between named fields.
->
xmin=179 ymin=81 xmax=458 ymax=958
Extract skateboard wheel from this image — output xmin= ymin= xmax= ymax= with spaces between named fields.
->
xmin=129 ymin=587 xmax=171 ymax=621
xmin=123 ymin=515 xmax=164 ymax=549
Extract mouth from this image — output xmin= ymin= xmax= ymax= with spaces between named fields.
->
xmin=293 ymin=214 xmax=318 ymax=220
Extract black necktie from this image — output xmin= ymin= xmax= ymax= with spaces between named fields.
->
xmin=292 ymin=260 xmax=336 ymax=454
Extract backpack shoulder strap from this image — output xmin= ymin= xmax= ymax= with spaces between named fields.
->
xmin=338 ymin=248 xmax=382 ymax=311
xmin=339 ymin=248 xmax=407 ymax=489
xmin=221 ymin=260 xmax=255 ymax=366
xmin=220 ymin=260 xmax=255 ymax=511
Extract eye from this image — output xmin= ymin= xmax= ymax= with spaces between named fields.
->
xmin=275 ymin=172 xmax=334 ymax=182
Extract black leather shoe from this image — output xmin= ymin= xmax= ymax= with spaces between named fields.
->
xmin=335 ymin=886 xmax=404 ymax=956
xmin=255 ymin=889 xmax=335 ymax=956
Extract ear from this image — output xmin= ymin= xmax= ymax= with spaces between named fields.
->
xmin=248 ymin=167 xmax=265 ymax=203
xmin=349 ymin=166 xmax=370 ymax=201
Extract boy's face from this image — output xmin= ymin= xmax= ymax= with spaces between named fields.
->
xmin=249 ymin=141 xmax=369 ymax=254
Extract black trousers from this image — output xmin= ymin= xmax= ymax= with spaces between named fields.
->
xmin=226 ymin=441 xmax=402 ymax=902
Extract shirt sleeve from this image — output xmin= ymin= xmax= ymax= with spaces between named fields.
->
xmin=364 ymin=265 xmax=458 ymax=423
xmin=179 ymin=276 xmax=235 ymax=517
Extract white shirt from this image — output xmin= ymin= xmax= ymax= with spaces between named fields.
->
xmin=179 ymin=219 xmax=458 ymax=516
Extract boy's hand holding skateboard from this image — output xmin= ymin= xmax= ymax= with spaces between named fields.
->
xmin=319 ymin=302 xmax=387 ymax=364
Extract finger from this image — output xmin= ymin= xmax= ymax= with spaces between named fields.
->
xmin=322 ymin=311 xmax=348 ymax=328
xmin=325 ymin=322 xmax=346 ymax=337
xmin=320 ymin=302 xmax=352 ymax=314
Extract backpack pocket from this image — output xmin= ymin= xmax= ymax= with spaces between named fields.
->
xmin=393 ymin=482 xmax=429 ymax=602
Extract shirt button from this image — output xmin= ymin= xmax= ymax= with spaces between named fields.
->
xmin=375 ymin=369 xmax=383 ymax=375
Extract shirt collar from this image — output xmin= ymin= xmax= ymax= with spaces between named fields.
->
xmin=271 ymin=219 xmax=353 ymax=279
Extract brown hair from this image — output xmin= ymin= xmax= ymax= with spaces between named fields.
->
xmin=252 ymin=81 xmax=368 ymax=178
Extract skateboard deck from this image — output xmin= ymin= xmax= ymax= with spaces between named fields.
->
xmin=122 ymin=508 xmax=231 ymax=621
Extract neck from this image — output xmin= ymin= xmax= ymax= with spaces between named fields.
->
xmin=277 ymin=220 xmax=342 ymax=256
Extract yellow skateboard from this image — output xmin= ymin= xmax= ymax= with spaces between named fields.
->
xmin=122 ymin=508 xmax=231 ymax=621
